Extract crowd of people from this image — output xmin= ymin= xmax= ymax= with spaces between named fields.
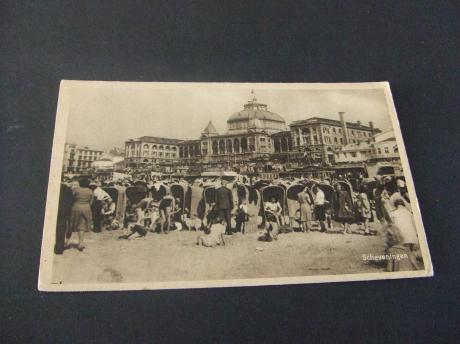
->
xmin=55 ymin=171 xmax=421 ymax=272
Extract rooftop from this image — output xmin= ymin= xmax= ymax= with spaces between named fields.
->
xmin=270 ymin=130 xmax=292 ymax=137
xmin=337 ymin=142 xmax=372 ymax=152
xmin=290 ymin=117 xmax=377 ymax=131
xmin=227 ymin=94 xmax=285 ymax=124
xmin=202 ymin=121 xmax=219 ymax=135
xmin=128 ymin=136 xmax=183 ymax=144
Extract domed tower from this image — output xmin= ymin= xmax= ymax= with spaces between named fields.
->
xmin=201 ymin=120 xmax=219 ymax=138
xmin=227 ymin=91 xmax=287 ymax=134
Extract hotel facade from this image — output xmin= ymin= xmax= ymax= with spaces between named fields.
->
xmin=63 ymin=143 xmax=104 ymax=173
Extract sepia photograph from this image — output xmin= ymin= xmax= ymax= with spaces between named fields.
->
xmin=38 ymin=81 xmax=433 ymax=291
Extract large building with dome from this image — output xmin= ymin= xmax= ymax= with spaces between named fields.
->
xmin=124 ymin=92 xmax=379 ymax=172
xmin=177 ymin=93 xmax=288 ymax=170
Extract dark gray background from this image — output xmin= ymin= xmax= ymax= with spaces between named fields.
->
xmin=1 ymin=1 xmax=459 ymax=343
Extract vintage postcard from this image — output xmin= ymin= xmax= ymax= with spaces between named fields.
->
xmin=38 ymin=81 xmax=433 ymax=291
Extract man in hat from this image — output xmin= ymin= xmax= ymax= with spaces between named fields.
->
xmin=215 ymin=179 xmax=234 ymax=235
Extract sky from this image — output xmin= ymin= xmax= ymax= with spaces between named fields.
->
xmin=65 ymin=83 xmax=393 ymax=150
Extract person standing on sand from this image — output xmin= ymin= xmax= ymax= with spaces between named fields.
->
xmin=55 ymin=183 xmax=73 ymax=254
xmin=334 ymin=184 xmax=353 ymax=234
xmin=297 ymin=187 xmax=313 ymax=232
xmin=159 ymin=190 xmax=175 ymax=234
xmin=215 ymin=179 xmax=234 ymax=235
xmin=235 ymin=200 xmax=248 ymax=234
xmin=312 ymin=185 xmax=327 ymax=232
xmin=357 ymin=188 xmax=372 ymax=235
xmin=68 ymin=178 xmax=93 ymax=252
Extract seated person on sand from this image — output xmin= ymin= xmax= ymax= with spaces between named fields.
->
xmin=138 ymin=204 xmax=160 ymax=232
xmin=118 ymin=223 xmax=149 ymax=240
xmin=263 ymin=198 xmax=280 ymax=241
xmin=101 ymin=198 xmax=116 ymax=231
xmin=196 ymin=211 xmax=226 ymax=247
xmin=132 ymin=197 xmax=155 ymax=226
xmin=186 ymin=213 xmax=202 ymax=232
xmin=170 ymin=197 xmax=189 ymax=230
xmin=264 ymin=196 xmax=283 ymax=227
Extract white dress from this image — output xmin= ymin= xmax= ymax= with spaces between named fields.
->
xmin=390 ymin=207 xmax=418 ymax=245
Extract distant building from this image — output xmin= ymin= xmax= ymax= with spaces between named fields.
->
xmin=124 ymin=136 xmax=182 ymax=168
xmin=92 ymin=155 xmax=125 ymax=172
xmin=289 ymin=113 xmax=379 ymax=164
xmin=369 ymin=130 xmax=400 ymax=162
xmin=63 ymin=143 xmax=104 ymax=173
xmin=334 ymin=141 xmax=373 ymax=164
xmin=193 ymin=93 xmax=288 ymax=169
xmin=91 ymin=158 xmax=114 ymax=172
xmin=126 ymin=93 xmax=289 ymax=170
xmin=108 ymin=147 xmax=125 ymax=157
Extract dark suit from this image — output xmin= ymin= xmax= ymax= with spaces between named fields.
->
xmin=215 ymin=186 xmax=234 ymax=234
xmin=55 ymin=184 xmax=74 ymax=254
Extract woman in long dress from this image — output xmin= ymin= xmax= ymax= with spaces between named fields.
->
xmin=334 ymin=184 xmax=353 ymax=234
xmin=297 ymin=188 xmax=312 ymax=232
xmin=68 ymin=178 xmax=93 ymax=251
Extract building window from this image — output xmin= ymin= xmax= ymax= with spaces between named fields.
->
xmin=351 ymin=152 xmax=357 ymax=158
xmin=377 ymin=148 xmax=382 ymax=154
xmin=384 ymin=147 xmax=389 ymax=154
